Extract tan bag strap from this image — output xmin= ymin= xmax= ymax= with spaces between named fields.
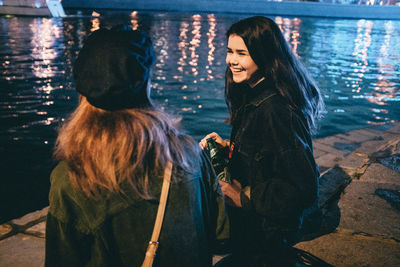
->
xmin=142 ymin=161 xmax=173 ymax=267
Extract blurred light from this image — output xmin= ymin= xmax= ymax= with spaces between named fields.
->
xmin=207 ymin=14 xmax=217 ymax=80
xmin=367 ymin=121 xmax=386 ymax=125
xmin=370 ymin=108 xmax=388 ymax=114
xmin=189 ymin=14 xmax=202 ymax=77
xmin=348 ymin=19 xmax=373 ymax=98
xmin=274 ymin=16 xmax=302 ymax=57
xmin=334 ymin=109 xmax=345 ymax=113
xmin=40 ymin=84 xmax=54 ymax=94
xmin=151 ymin=19 xmax=170 ymax=84
xmin=30 ymin=18 xmax=59 ymax=80
xmin=207 ymin=14 xmax=216 ymax=66
xmin=177 ymin=21 xmax=189 ymax=74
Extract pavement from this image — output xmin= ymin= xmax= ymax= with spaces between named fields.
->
xmin=1 ymin=122 xmax=399 ymax=267
xmin=295 ymin=122 xmax=400 ymax=266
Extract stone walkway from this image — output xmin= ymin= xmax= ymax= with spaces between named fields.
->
xmin=295 ymin=122 xmax=400 ymax=266
xmin=1 ymin=122 xmax=399 ymax=266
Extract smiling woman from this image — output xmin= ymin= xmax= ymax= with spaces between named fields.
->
xmin=226 ymin=35 xmax=263 ymax=87
xmin=201 ymin=16 xmax=325 ymax=266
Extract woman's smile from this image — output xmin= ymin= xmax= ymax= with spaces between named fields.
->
xmin=226 ymin=34 xmax=260 ymax=86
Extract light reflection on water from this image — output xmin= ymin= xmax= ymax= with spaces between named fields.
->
xmin=0 ymin=11 xmax=399 ymax=221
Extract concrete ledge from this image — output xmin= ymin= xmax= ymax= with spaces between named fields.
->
xmin=0 ymin=234 xmax=44 ymax=267
xmin=295 ymin=230 xmax=400 ymax=266
xmin=2 ymin=0 xmax=46 ymax=7
xmin=0 ymin=6 xmax=51 ymax=16
xmin=61 ymin=0 xmax=400 ymax=20
xmin=0 ymin=0 xmax=65 ymax=17
xmin=338 ymin=181 xmax=400 ymax=240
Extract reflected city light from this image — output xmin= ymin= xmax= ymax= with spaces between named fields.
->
xmin=353 ymin=20 xmax=373 ymax=65
xmin=177 ymin=21 xmax=189 ymax=75
xmin=350 ymin=19 xmax=398 ymax=108
xmin=30 ymin=18 xmax=60 ymax=81
xmin=154 ymin=23 xmax=169 ymax=75
xmin=207 ymin=14 xmax=216 ymax=66
xmin=189 ymin=14 xmax=202 ymax=78
xmin=275 ymin=16 xmax=302 ymax=57
xmin=2 ymin=18 xmax=19 ymax=83
xmin=39 ymin=84 xmax=54 ymax=95
xmin=151 ymin=16 xmax=170 ymax=93
xmin=369 ymin=20 xmax=398 ymax=110
xmin=290 ymin=18 xmax=302 ymax=58
xmin=350 ymin=19 xmax=373 ymax=95
xmin=206 ymin=14 xmax=217 ymax=80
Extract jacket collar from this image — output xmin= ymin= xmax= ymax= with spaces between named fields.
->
xmin=245 ymin=79 xmax=277 ymax=108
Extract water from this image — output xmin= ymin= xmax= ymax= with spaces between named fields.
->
xmin=1 ymin=10 xmax=399 ymax=222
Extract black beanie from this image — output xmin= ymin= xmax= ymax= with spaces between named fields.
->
xmin=73 ymin=25 xmax=155 ymax=110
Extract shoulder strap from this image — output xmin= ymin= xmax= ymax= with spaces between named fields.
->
xmin=142 ymin=161 xmax=173 ymax=267
xmin=150 ymin=161 xmax=172 ymax=242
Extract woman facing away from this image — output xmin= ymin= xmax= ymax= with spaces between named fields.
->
xmin=45 ymin=26 xmax=229 ymax=267
xmin=200 ymin=16 xmax=325 ymax=266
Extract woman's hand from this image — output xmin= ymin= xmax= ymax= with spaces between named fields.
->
xmin=219 ymin=179 xmax=242 ymax=207
xmin=199 ymin=132 xmax=230 ymax=150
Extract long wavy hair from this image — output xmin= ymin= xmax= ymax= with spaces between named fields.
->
xmin=225 ymin=16 xmax=325 ymax=133
xmin=54 ymin=97 xmax=199 ymax=199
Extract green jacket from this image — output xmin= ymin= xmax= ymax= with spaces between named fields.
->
xmin=45 ymin=151 xmax=229 ymax=267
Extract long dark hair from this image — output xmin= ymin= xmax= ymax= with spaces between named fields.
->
xmin=225 ymin=16 xmax=324 ymax=133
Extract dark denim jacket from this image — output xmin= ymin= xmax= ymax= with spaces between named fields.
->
xmin=227 ymin=79 xmax=319 ymax=256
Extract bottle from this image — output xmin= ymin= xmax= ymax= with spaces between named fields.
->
xmin=206 ymin=138 xmax=231 ymax=183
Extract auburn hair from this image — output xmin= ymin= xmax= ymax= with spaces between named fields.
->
xmin=54 ymin=97 xmax=199 ymax=199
